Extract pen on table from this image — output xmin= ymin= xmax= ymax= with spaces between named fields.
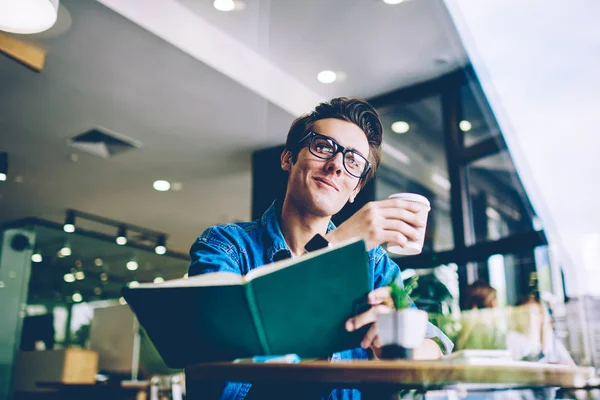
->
xmin=233 ymin=354 xmax=301 ymax=364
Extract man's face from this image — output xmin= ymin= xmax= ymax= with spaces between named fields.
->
xmin=283 ymin=118 xmax=370 ymax=217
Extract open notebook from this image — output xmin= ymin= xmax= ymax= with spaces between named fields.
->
xmin=123 ymin=238 xmax=372 ymax=368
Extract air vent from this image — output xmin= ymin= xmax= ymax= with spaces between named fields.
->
xmin=67 ymin=127 xmax=142 ymax=159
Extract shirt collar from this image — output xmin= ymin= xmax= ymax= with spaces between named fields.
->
xmin=261 ymin=200 xmax=337 ymax=263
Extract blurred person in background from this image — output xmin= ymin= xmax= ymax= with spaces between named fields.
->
xmin=463 ymin=280 xmax=498 ymax=310
xmin=457 ymin=281 xmax=574 ymax=365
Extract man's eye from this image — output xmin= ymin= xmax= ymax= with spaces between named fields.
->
xmin=346 ymin=154 xmax=362 ymax=167
xmin=314 ymin=143 xmax=334 ymax=153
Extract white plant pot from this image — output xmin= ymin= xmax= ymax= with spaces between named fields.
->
xmin=377 ymin=308 xmax=429 ymax=349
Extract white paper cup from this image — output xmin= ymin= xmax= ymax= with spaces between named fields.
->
xmin=386 ymin=193 xmax=430 ymax=256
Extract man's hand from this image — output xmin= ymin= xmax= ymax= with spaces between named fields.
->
xmin=345 ymin=286 xmax=393 ymax=358
xmin=325 ymin=198 xmax=426 ymax=251
xmin=345 ymin=286 xmax=443 ymax=360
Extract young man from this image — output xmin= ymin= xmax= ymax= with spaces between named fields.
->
xmin=189 ymin=97 xmax=452 ymax=399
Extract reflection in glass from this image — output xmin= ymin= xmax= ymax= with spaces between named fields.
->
xmin=376 ymin=95 xmax=453 ymax=252
xmin=468 ymin=149 xmax=537 ymax=243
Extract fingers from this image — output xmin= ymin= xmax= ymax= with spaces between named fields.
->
xmin=378 ymin=207 xmax=427 ymax=229
xmin=378 ymin=220 xmax=420 ymax=243
xmin=360 ymin=324 xmax=379 ymax=349
xmin=360 ymin=324 xmax=385 ymax=350
xmin=368 ymin=286 xmax=392 ymax=305
xmin=346 ymin=304 xmax=391 ymax=332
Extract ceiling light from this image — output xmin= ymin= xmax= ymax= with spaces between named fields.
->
xmin=459 ymin=120 xmax=472 ymax=132
xmin=126 ymin=260 xmax=138 ymax=271
xmin=94 ymin=258 xmax=103 ymax=267
xmin=63 ymin=210 xmax=75 ymax=233
xmin=119 ymin=297 xmax=127 ymax=305
xmin=116 ymin=226 xmax=127 ymax=245
xmin=383 ymin=0 xmax=405 ymax=4
xmin=432 ymin=173 xmax=451 ymax=190
xmin=31 ymin=252 xmax=42 ymax=263
xmin=75 ymin=271 xmax=85 ymax=280
xmin=58 ymin=242 xmax=71 ymax=257
xmin=391 ymin=121 xmax=410 ymax=134
xmin=153 ymin=180 xmax=171 ymax=192
xmin=317 ymin=70 xmax=337 ymax=84
xmin=63 ymin=273 xmax=75 ymax=283
xmin=0 ymin=152 xmax=7 ymax=181
xmin=213 ymin=0 xmax=234 ymax=11
xmin=100 ymin=272 xmax=108 ymax=282
xmin=72 ymin=291 xmax=82 ymax=303
xmin=128 ymin=281 xmax=140 ymax=288
xmin=155 ymin=235 xmax=167 ymax=255
xmin=153 ymin=276 xmax=164 ymax=284
xmin=0 ymin=0 xmax=59 ymax=34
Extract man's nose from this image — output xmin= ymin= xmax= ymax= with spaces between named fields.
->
xmin=324 ymin=152 xmax=344 ymax=175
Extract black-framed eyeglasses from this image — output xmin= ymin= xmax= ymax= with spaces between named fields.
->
xmin=298 ymin=131 xmax=372 ymax=179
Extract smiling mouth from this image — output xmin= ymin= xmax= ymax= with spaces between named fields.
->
xmin=313 ymin=177 xmax=338 ymax=191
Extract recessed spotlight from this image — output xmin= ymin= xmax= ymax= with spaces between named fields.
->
xmin=214 ymin=0 xmax=235 ymax=11
xmin=317 ymin=70 xmax=337 ymax=84
xmin=383 ymin=0 xmax=405 ymax=4
xmin=153 ymin=180 xmax=171 ymax=192
xmin=100 ymin=272 xmax=108 ymax=282
xmin=154 ymin=277 xmax=165 ymax=284
xmin=75 ymin=271 xmax=85 ymax=280
xmin=119 ymin=297 xmax=127 ymax=305
xmin=126 ymin=260 xmax=138 ymax=271
xmin=94 ymin=287 xmax=102 ymax=296
xmin=72 ymin=292 xmax=83 ymax=303
xmin=459 ymin=120 xmax=472 ymax=132
xmin=94 ymin=258 xmax=103 ymax=267
xmin=0 ymin=173 xmax=6 ymax=181
xmin=64 ymin=273 xmax=75 ymax=283
xmin=391 ymin=121 xmax=410 ymax=134
xmin=31 ymin=253 xmax=42 ymax=263
xmin=128 ymin=281 xmax=140 ymax=288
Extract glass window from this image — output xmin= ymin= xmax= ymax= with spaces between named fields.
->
xmin=461 ymin=77 xmax=501 ymax=147
xmin=376 ymin=95 xmax=453 ymax=253
xmin=24 ymin=224 xmax=189 ymax=349
xmin=467 ymin=149 xmax=538 ymax=244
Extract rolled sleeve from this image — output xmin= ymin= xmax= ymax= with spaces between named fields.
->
xmin=188 ymin=226 xmax=242 ymax=277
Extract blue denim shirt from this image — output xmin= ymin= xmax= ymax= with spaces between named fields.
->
xmin=189 ymin=202 xmax=453 ymax=400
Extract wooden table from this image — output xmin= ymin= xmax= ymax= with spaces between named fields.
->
xmin=185 ymin=359 xmax=596 ymax=399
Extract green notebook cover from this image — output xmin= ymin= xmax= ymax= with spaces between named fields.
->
xmin=122 ymin=238 xmax=371 ymax=368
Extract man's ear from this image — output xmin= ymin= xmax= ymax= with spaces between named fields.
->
xmin=281 ymin=150 xmax=293 ymax=171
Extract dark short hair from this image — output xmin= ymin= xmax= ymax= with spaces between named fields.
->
xmin=284 ymin=97 xmax=383 ymax=188
xmin=464 ymin=281 xmax=497 ymax=310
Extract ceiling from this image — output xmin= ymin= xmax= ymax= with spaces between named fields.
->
xmin=0 ymin=0 xmax=468 ymax=257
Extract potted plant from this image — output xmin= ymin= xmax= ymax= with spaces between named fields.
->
xmin=377 ymin=276 xmax=429 ymax=359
